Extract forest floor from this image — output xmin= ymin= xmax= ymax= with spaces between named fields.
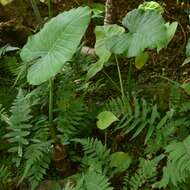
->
xmin=0 ymin=0 xmax=190 ymax=189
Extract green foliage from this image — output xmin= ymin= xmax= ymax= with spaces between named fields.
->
xmin=20 ymin=140 xmax=51 ymax=190
xmin=87 ymin=2 xmax=177 ymax=79
xmin=0 ymin=1 xmax=188 ymax=190
xmin=64 ymin=170 xmax=113 ymax=190
xmin=156 ymin=135 xmax=190 ymax=188
xmin=110 ymin=152 xmax=132 ymax=173
xmin=87 ymin=25 xmax=125 ymax=79
xmin=134 ymin=52 xmax=149 ymax=70
xmin=91 ymin=3 xmax=105 ymax=19
xmin=96 ymin=111 xmax=119 ymax=130
xmin=73 ymin=138 xmax=110 ymax=172
xmin=107 ymin=8 xmax=177 ymax=57
xmin=105 ymin=96 xmax=132 ymax=117
xmin=138 ymin=1 xmax=164 ymax=14
xmin=1 ymin=88 xmax=52 ymax=189
xmin=1 ymin=89 xmax=32 ymax=157
xmin=56 ymin=88 xmax=89 ymax=140
xmin=181 ymin=82 xmax=190 ymax=96
xmin=123 ymin=155 xmax=164 ymax=190
xmin=21 ymin=6 xmax=91 ymax=85
xmin=106 ymin=97 xmax=175 ymax=144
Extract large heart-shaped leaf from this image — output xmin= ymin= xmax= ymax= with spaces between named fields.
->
xmin=97 ymin=111 xmax=119 ymax=130
xmin=20 ymin=6 xmax=91 ymax=85
xmin=156 ymin=21 xmax=178 ymax=51
xmin=122 ymin=9 xmax=167 ymax=57
xmin=165 ymin=22 xmax=178 ymax=46
xmin=87 ymin=25 xmax=125 ymax=79
xmin=107 ymin=9 xmax=168 ymax=58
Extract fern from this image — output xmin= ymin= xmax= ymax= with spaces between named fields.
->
xmin=145 ymin=117 xmax=187 ymax=154
xmin=155 ymin=135 xmax=190 ymax=188
xmin=31 ymin=115 xmax=50 ymax=141
xmin=105 ymin=96 xmax=132 ymax=117
xmin=106 ymin=97 xmax=176 ymax=144
xmin=64 ymin=170 xmax=113 ymax=190
xmin=73 ymin=138 xmax=110 ymax=172
xmin=19 ymin=140 xmax=51 ymax=190
xmin=82 ymin=170 xmax=113 ymax=190
xmin=123 ymin=155 xmax=164 ymax=190
xmin=1 ymin=89 xmax=32 ymax=157
xmin=57 ymin=89 xmax=89 ymax=140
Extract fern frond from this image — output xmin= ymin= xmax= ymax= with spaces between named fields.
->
xmin=107 ymin=96 xmax=180 ymax=145
xmin=145 ymin=117 xmax=187 ymax=154
xmin=28 ymin=154 xmax=51 ymax=190
xmin=83 ymin=170 xmax=113 ymax=190
xmin=57 ymin=92 xmax=88 ymax=140
xmin=2 ymin=89 xmax=32 ymax=157
xmin=31 ymin=115 xmax=49 ymax=141
xmin=65 ymin=171 xmax=113 ymax=190
xmin=74 ymin=138 xmax=110 ymax=162
xmin=155 ymin=135 xmax=190 ymax=188
xmin=105 ymin=96 xmax=131 ymax=117
xmin=73 ymin=138 xmax=110 ymax=172
xmin=124 ymin=155 xmax=164 ymax=190
xmin=19 ymin=140 xmax=51 ymax=190
xmin=179 ymin=102 xmax=190 ymax=112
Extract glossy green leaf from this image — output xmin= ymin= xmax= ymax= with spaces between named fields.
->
xmin=110 ymin=152 xmax=132 ymax=172
xmin=97 ymin=111 xmax=119 ymax=130
xmin=87 ymin=25 xmax=125 ymax=79
xmin=122 ymin=9 xmax=167 ymax=57
xmin=21 ymin=6 xmax=91 ymax=85
xmin=106 ymin=33 xmax=131 ymax=55
xmin=135 ymin=52 xmax=149 ymax=69
xmin=87 ymin=60 xmax=104 ymax=80
xmin=165 ymin=22 xmax=178 ymax=44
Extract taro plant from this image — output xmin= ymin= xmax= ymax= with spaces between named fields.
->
xmin=87 ymin=1 xmax=178 ymax=98
xmin=20 ymin=6 xmax=91 ymax=141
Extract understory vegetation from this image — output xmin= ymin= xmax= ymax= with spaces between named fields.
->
xmin=0 ymin=0 xmax=190 ymax=189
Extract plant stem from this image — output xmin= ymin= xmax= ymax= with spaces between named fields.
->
xmin=103 ymin=71 xmax=120 ymax=92
xmin=49 ymin=78 xmax=57 ymax=142
xmin=115 ymin=55 xmax=125 ymax=99
xmin=104 ymin=130 xmax=107 ymax=147
xmin=49 ymin=78 xmax=53 ymax=125
xmin=47 ymin=0 xmax=57 ymax=142
xmin=127 ymin=60 xmax=133 ymax=99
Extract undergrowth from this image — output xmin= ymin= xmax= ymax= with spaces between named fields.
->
xmin=0 ymin=1 xmax=190 ymax=190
